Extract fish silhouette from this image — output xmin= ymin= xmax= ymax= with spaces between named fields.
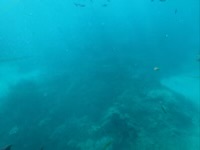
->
xmin=0 ymin=145 xmax=12 ymax=150
xmin=0 ymin=145 xmax=44 ymax=150
xmin=74 ymin=2 xmax=86 ymax=7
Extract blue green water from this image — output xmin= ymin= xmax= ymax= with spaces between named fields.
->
xmin=0 ymin=0 xmax=199 ymax=150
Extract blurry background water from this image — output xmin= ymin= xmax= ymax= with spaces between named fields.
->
xmin=0 ymin=0 xmax=199 ymax=150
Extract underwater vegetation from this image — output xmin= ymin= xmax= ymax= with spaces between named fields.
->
xmin=0 ymin=69 xmax=199 ymax=150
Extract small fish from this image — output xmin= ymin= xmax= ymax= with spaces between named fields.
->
xmin=189 ymin=76 xmax=200 ymax=79
xmin=174 ymin=9 xmax=178 ymax=14
xmin=74 ymin=3 xmax=86 ymax=7
xmin=40 ymin=146 xmax=44 ymax=150
xmin=153 ymin=67 xmax=160 ymax=71
xmin=197 ymin=54 xmax=200 ymax=62
xmin=102 ymin=140 xmax=113 ymax=150
xmin=102 ymin=4 xmax=108 ymax=7
xmin=151 ymin=0 xmax=166 ymax=2
xmin=0 ymin=145 xmax=12 ymax=150
xmin=161 ymin=105 xmax=167 ymax=113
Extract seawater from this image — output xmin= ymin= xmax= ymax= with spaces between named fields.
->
xmin=0 ymin=0 xmax=199 ymax=150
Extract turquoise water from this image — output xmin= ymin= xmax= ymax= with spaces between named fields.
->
xmin=0 ymin=0 xmax=199 ymax=150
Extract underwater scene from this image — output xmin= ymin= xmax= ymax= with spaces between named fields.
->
xmin=0 ymin=0 xmax=199 ymax=150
